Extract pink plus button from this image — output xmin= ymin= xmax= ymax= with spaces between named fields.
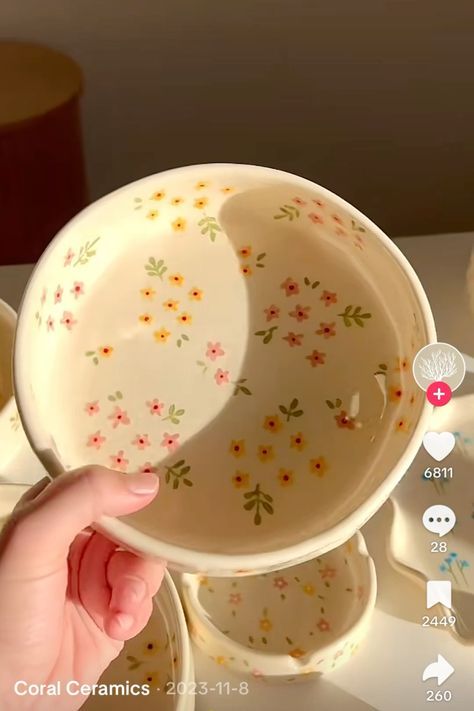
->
xmin=426 ymin=381 xmax=452 ymax=407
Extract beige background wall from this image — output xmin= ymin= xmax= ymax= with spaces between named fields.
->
xmin=2 ymin=0 xmax=474 ymax=236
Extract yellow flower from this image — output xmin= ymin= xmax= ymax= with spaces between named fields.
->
xmin=239 ymin=245 xmax=252 ymax=258
xmin=151 ymin=190 xmax=165 ymax=201
xmin=193 ymin=197 xmax=208 ymax=210
xmin=259 ymin=617 xmax=273 ymax=632
xmin=140 ymin=287 xmax=156 ymax=299
xmin=177 ymin=312 xmax=192 ymax=325
xmin=147 ymin=209 xmax=159 ymax=220
xmin=163 ymin=299 xmax=179 ymax=311
xmin=99 ymin=346 xmax=113 ymax=358
xmin=232 ymin=471 xmax=250 ymax=489
xmin=138 ymin=313 xmax=153 ymax=325
xmin=240 ymin=264 xmax=252 ymax=277
xmin=188 ymin=287 xmax=203 ymax=301
xmin=309 ymin=456 xmax=328 ymax=477
xmin=263 ymin=415 xmax=282 ymax=433
xmin=302 ymin=583 xmax=315 ymax=596
xmin=290 ymin=432 xmax=306 ymax=451
xmin=153 ymin=328 xmax=171 ymax=343
xmin=171 ymin=196 xmax=184 ymax=205
xmin=195 ymin=181 xmax=208 ymax=189
xmin=142 ymin=640 xmax=160 ymax=656
xmin=257 ymin=445 xmax=274 ymax=462
xmin=169 ymin=273 xmax=184 ymax=286
xmin=172 ymin=217 xmax=186 ymax=232
xmin=221 ymin=186 xmax=234 ymax=194
xmin=289 ymin=648 xmax=306 ymax=659
xmin=278 ymin=468 xmax=294 ymax=486
xmin=229 ymin=439 xmax=246 ymax=457
xmin=214 ymin=656 xmax=227 ymax=666
xmin=142 ymin=671 xmax=160 ymax=686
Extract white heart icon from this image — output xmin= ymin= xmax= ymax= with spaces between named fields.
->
xmin=423 ymin=431 xmax=456 ymax=462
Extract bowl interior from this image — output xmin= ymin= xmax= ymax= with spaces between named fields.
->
xmin=186 ymin=536 xmax=373 ymax=661
xmin=15 ymin=164 xmax=430 ymax=558
xmin=0 ymin=301 xmax=15 ymax=410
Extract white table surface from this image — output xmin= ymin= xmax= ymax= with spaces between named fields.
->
xmin=1 ymin=232 xmax=474 ymax=711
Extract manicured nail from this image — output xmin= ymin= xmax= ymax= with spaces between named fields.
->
xmin=127 ymin=472 xmax=159 ymax=494
xmin=113 ymin=612 xmax=134 ymax=630
xmin=111 ymin=575 xmax=147 ymax=609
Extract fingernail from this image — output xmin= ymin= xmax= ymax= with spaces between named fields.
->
xmin=113 ymin=612 xmax=134 ymax=630
xmin=111 ymin=575 xmax=147 ymax=609
xmin=127 ymin=472 xmax=159 ymax=494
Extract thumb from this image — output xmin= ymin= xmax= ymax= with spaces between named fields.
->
xmin=0 ymin=466 xmax=158 ymax=571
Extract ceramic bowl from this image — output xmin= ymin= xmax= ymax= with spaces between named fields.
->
xmin=181 ymin=533 xmax=376 ymax=681
xmin=14 ymin=163 xmax=435 ymax=574
xmin=0 ymin=300 xmax=26 ymax=479
xmin=0 ymin=484 xmax=194 ymax=711
xmin=389 ymin=393 xmax=474 ymax=645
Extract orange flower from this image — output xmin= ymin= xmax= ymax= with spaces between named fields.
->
xmin=221 ymin=186 xmax=234 ymax=193
xmin=169 ymin=273 xmax=184 ymax=286
xmin=334 ymin=411 xmax=355 ymax=429
xmin=163 ymin=299 xmax=179 ymax=311
xmin=306 ymin=350 xmax=326 ymax=367
xmin=177 ymin=312 xmax=192 ymax=325
xmin=396 ymin=357 xmax=409 ymax=371
xmin=316 ymin=322 xmax=336 ymax=339
xmin=140 ymin=287 xmax=156 ymax=299
xmin=99 ymin=346 xmax=113 ymax=358
xmin=241 ymin=264 xmax=252 ymax=277
xmin=289 ymin=648 xmax=306 ymax=659
xmin=263 ymin=415 xmax=282 ymax=433
xmin=147 ymin=209 xmax=159 ymax=220
xmin=239 ymin=245 xmax=252 ymax=258
xmin=309 ymin=457 xmax=328 ymax=477
xmin=153 ymin=328 xmax=171 ymax=343
xmin=317 ymin=618 xmax=331 ymax=632
xmin=189 ymin=287 xmax=203 ymax=301
xmin=290 ymin=432 xmax=306 ymax=451
xmin=259 ymin=617 xmax=272 ymax=632
xmin=138 ymin=313 xmax=153 ymax=325
xmin=193 ymin=197 xmax=208 ymax=209
xmin=171 ymin=196 xmax=184 ymax=205
xmin=172 ymin=217 xmax=186 ymax=232
xmin=395 ymin=418 xmax=409 ymax=433
xmin=151 ymin=190 xmax=165 ymax=201
xmin=195 ymin=181 xmax=208 ymax=189
xmin=257 ymin=445 xmax=274 ymax=462
xmin=229 ymin=439 xmax=245 ymax=457
xmin=320 ymin=290 xmax=337 ymax=306
xmin=278 ymin=468 xmax=294 ymax=486
xmin=232 ymin=471 xmax=250 ymax=488
xmin=389 ymin=385 xmax=403 ymax=402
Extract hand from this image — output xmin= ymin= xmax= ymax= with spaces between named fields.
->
xmin=0 ymin=467 xmax=165 ymax=710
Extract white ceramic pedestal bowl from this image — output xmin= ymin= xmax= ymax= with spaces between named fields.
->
xmin=0 ymin=300 xmax=26 ymax=479
xmin=14 ymin=164 xmax=435 ymax=574
xmin=181 ymin=533 xmax=376 ymax=681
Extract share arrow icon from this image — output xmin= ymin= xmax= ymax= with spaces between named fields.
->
xmin=422 ymin=655 xmax=455 ymax=686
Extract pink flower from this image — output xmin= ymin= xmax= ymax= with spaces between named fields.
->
xmin=161 ymin=432 xmax=180 ymax=452
xmin=292 ymin=196 xmax=307 ymax=206
xmin=273 ymin=576 xmax=288 ymax=590
xmin=54 ymin=286 xmax=63 ymax=304
xmin=289 ymin=304 xmax=310 ymax=322
xmin=251 ymin=669 xmax=264 ymax=680
xmin=316 ymin=322 xmax=336 ymax=339
xmin=64 ymin=248 xmax=75 ymax=266
xmin=147 ymin=398 xmax=164 ymax=415
xmin=139 ymin=461 xmax=156 ymax=474
xmin=312 ymin=198 xmax=325 ymax=208
xmin=320 ymin=290 xmax=337 ymax=307
xmin=306 ymin=350 xmax=326 ymax=367
xmin=319 ymin=564 xmax=337 ymax=579
xmin=108 ymin=406 xmax=130 ymax=428
xmin=71 ymin=281 xmax=85 ymax=299
xmin=60 ymin=311 xmax=77 ymax=330
xmin=335 ymin=227 xmax=347 ymax=237
xmin=332 ymin=214 xmax=343 ymax=225
xmin=40 ymin=288 xmax=47 ymax=305
xmin=87 ymin=430 xmax=106 ymax=449
xmin=317 ymin=617 xmax=331 ymax=633
xmin=264 ymin=305 xmax=280 ymax=322
xmin=280 ymin=277 xmax=299 ymax=297
xmin=110 ymin=450 xmax=129 ymax=472
xmin=85 ymin=401 xmax=100 ymax=416
xmin=46 ymin=316 xmax=54 ymax=331
xmin=206 ymin=342 xmax=225 ymax=361
xmin=229 ymin=592 xmax=242 ymax=605
xmin=308 ymin=212 xmax=324 ymax=224
xmin=132 ymin=433 xmax=151 ymax=450
xmin=214 ymin=368 xmax=230 ymax=385
xmin=283 ymin=332 xmax=303 ymax=347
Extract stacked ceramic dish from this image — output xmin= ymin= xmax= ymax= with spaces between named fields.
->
xmin=3 ymin=164 xmax=438 ymax=688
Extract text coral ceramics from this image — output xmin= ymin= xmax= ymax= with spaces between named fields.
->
xmin=14 ymin=164 xmax=435 ymax=574
xmin=181 ymin=533 xmax=376 ymax=680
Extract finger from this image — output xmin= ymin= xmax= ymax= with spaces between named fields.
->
xmin=76 ymin=532 xmax=116 ymax=631
xmin=104 ymin=550 xmax=166 ymax=641
xmin=13 ymin=477 xmax=50 ymax=509
xmin=0 ymin=467 xmax=159 ymax=573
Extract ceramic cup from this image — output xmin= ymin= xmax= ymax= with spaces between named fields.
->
xmin=181 ymin=533 xmax=376 ymax=681
xmin=0 ymin=300 xmax=25 ymax=478
xmin=13 ymin=164 xmax=436 ymax=574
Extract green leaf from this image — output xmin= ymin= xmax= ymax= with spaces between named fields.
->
xmin=243 ymin=490 xmax=255 ymax=499
xmin=312 ymin=281 xmax=320 ymax=289
xmin=177 ymin=340 xmax=182 ymax=347
xmin=182 ymin=334 xmax=190 ymax=341
xmin=379 ymin=363 xmax=387 ymax=370
xmin=240 ymin=387 xmax=251 ymax=395
xmin=256 ymin=263 xmax=265 ymax=268
xmin=326 ymin=400 xmax=334 ymax=409
xmin=254 ymin=511 xmax=262 ymax=525
xmin=254 ymin=330 xmax=266 ymax=336
xmin=257 ymin=253 xmax=266 ymax=260
xmin=279 ymin=405 xmax=288 ymax=414
xmin=262 ymin=493 xmax=273 ymax=502
xmin=93 ymin=357 xmax=99 ymax=365
xmin=175 ymin=409 xmax=185 ymax=416
xmin=262 ymin=501 xmax=273 ymax=514
xmin=165 ymin=471 xmax=171 ymax=484
xmin=304 ymin=277 xmax=310 ymax=285
xmin=244 ymin=500 xmax=256 ymax=510
xmin=108 ymin=395 xmax=115 ymax=401
xmin=292 ymin=409 xmax=303 ymax=417
xmin=181 ymin=466 xmax=191 ymax=475
xmin=183 ymin=479 xmax=193 ymax=486
xmin=172 ymin=479 xmax=179 ymax=490
xmin=335 ymin=398 xmax=342 ymax=407
xmin=116 ymin=391 xmax=123 ymax=399
xmin=171 ymin=417 xmax=180 ymax=424
xmin=354 ymin=306 xmax=361 ymax=314
xmin=174 ymin=460 xmax=185 ymax=468
xmin=290 ymin=398 xmax=298 ymax=410
xmin=85 ymin=350 xmax=95 ymax=356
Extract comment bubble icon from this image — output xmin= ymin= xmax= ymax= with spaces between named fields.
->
xmin=422 ymin=505 xmax=456 ymax=537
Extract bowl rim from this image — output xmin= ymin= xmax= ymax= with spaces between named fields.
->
xmin=13 ymin=162 xmax=437 ymax=573
xmin=180 ymin=531 xmax=377 ymax=674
